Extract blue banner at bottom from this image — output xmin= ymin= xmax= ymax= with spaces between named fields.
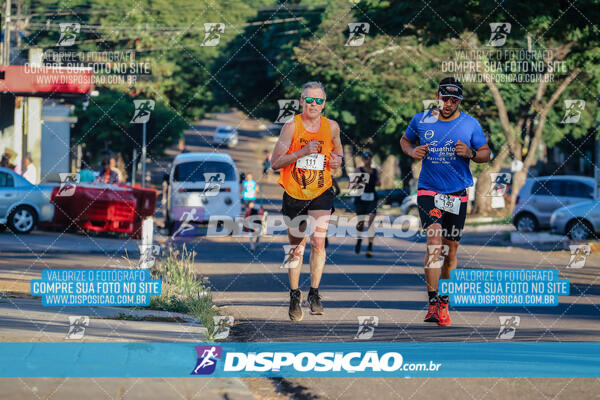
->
xmin=1 ymin=342 xmax=599 ymax=377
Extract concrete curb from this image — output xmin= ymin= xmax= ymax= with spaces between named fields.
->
xmin=510 ymin=231 xmax=600 ymax=252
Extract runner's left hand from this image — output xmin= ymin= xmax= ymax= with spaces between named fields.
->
xmin=329 ymin=153 xmax=342 ymax=169
xmin=455 ymin=140 xmax=473 ymax=158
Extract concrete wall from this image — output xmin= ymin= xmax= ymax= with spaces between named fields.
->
xmin=40 ymin=101 xmax=75 ymax=181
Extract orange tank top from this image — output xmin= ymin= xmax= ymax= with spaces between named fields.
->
xmin=278 ymin=114 xmax=334 ymax=200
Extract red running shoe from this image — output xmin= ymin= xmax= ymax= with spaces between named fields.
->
xmin=424 ymin=301 xmax=440 ymax=323
xmin=437 ymin=301 xmax=451 ymax=326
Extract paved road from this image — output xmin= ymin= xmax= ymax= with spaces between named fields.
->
xmin=179 ymin=115 xmax=600 ymax=398
xmin=1 ymin=113 xmax=599 ymax=399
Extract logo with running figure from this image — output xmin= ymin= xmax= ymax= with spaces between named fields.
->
xmin=201 ymin=23 xmax=225 ymax=46
xmin=426 ymin=244 xmax=449 ymax=269
xmin=281 ymin=244 xmax=304 ymax=269
xmin=138 ymin=244 xmax=160 ymax=269
xmin=420 ymin=100 xmax=440 ymax=123
xmin=354 ymin=316 xmax=379 ymax=340
xmin=191 ymin=345 xmax=222 ymax=375
xmin=212 ymin=316 xmax=234 ymax=340
xmin=171 ymin=208 xmax=199 ymax=240
xmin=497 ymin=316 xmax=520 ymax=339
xmin=347 ymin=172 xmax=369 ymax=196
xmin=57 ymin=22 xmax=80 ymax=46
xmin=275 ymin=100 xmax=299 ymax=124
xmin=345 ymin=23 xmax=370 ymax=46
xmin=131 ymin=100 xmax=155 ymax=124
xmin=567 ymin=244 xmax=590 ymax=269
xmin=561 ymin=100 xmax=585 ymax=124
xmin=487 ymin=172 xmax=511 ymax=197
xmin=57 ymin=173 xmax=80 ymax=197
xmin=203 ymin=173 xmax=225 ymax=197
xmin=487 ymin=23 xmax=511 ymax=47
xmin=65 ymin=316 xmax=89 ymax=339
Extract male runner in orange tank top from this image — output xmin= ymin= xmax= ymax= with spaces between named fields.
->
xmin=271 ymin=81 xmax=343 ymax=322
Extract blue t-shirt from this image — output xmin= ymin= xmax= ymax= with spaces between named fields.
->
xmin=242 ymin=180 xmax=257 ymax=200
xmin=405 ymin=111 xmax=487 ymax=194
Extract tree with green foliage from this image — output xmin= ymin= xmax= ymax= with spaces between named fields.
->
xmin=210 ymin=2 xmax=326 ymax=120
xmin=71 ymin=89 xmax=187 ymax=170
xmin=361 ymin=0 xmax=600 ymax=214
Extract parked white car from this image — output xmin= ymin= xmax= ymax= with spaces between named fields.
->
xmin=213 ymin=125 xmax=239 ymax=147
xmin=0 ymin=167 xmax=55 ymax=233
xmin=551 ymin=199 xmax=600 ymax=240
xmin=512 ymin=176 xmax=594 ymax=232
xmin=165 ymin=153 xmax=241 ymax=234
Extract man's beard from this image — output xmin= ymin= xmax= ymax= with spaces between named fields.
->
xmin=441 ymin=107 xmax=458 ymax=119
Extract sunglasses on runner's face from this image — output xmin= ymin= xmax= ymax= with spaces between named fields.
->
xmin=303 ymin=96 xmax=325 ymax=105
xmin=441 ymin=96 xmax=461 ymax=105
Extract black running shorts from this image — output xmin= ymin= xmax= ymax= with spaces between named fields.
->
xmin=282 ymin=187 xmax=335 ymax=220
xmin=417 ymin=188 xmax=468 ymax=242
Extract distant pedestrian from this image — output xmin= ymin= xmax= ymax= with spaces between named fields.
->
xmin=94 ymin=158 xmax=119 ymax=184
xmin=1 ymin=153 xmax=15 ymax=170
xmin=241 ymin=173 xmax=259 ymax=207
xmin=263 ymin=151 xmax=272 ymax=175
xmin=109 ymin=154 xmax=124 ymax=183
xmin=79 ymin=155 xmax=95 ymax=183
xmin=22 ymin=154 xmax=37 ymax=184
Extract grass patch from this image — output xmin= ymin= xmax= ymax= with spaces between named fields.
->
xmin=148 ymin=245 xmax=220 ymax=339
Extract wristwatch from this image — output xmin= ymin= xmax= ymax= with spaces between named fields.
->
xmin=470 ymin=149 xmax=477 ymax=160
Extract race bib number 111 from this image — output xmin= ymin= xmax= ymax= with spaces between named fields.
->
xmin=296 ymin=154 xmax=325 ymax=170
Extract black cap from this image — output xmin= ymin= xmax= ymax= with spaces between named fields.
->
xmin=438 ymin=77 xmax=463 ymax=99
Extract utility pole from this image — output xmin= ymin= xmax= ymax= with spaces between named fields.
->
xmin=132 ymin=148 xmax=137 ymax=186
xmin=3 ymin=0 xmax=12 ymax=64
xmin=596 ymin=95 xmax=600 ymax=199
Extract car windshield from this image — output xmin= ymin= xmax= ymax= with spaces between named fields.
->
xmin=173 ymin=161 xmax=235 ymax=182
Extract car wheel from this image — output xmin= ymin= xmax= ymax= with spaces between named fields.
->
xmin=407 ymin=206 xmax=419 ymax=217
xmin=515 ymin=213 xmax=538 ymax=232
xmin=567 ymin=219 xmax=594 ymax=240
xmin=8 ymin=205 xmax=37 ymax=234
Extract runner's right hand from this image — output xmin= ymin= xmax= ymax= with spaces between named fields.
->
xmin=411 ymin=144 xmax=429 ymax=159
xmin=301 ymin=140 xmax=320 ymax=156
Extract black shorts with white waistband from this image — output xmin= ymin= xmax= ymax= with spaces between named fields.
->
xmin=417 ymin=188 xmax=468 ymax=242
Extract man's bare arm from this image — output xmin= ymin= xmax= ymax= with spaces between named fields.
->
xmin=271 ymin=121 xmax=311 ymax=170
xmin=401 ymin=135 xmax=428 ymax=159
xmin=472 ymin=144 xmax=491 ymax=163
xmin=328 ymin=120 xmax=343 ymax=170
xmin=330 ymin=120 xmax=343 ymax=157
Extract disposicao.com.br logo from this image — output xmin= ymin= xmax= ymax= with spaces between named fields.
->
xmin=192 ymin=347 xmax=441 ymax=376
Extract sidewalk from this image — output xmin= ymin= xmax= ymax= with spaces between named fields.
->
xmin=0 ymin=231 xmax=140 ymax=256
xmin=1 ymin=377 xmax=256 ymax=400
xmin=0 ymin=297 xmax=257 ymax=400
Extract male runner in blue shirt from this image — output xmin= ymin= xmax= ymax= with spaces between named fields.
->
xmin=401 ymin=77 xmax=491 ymax=326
